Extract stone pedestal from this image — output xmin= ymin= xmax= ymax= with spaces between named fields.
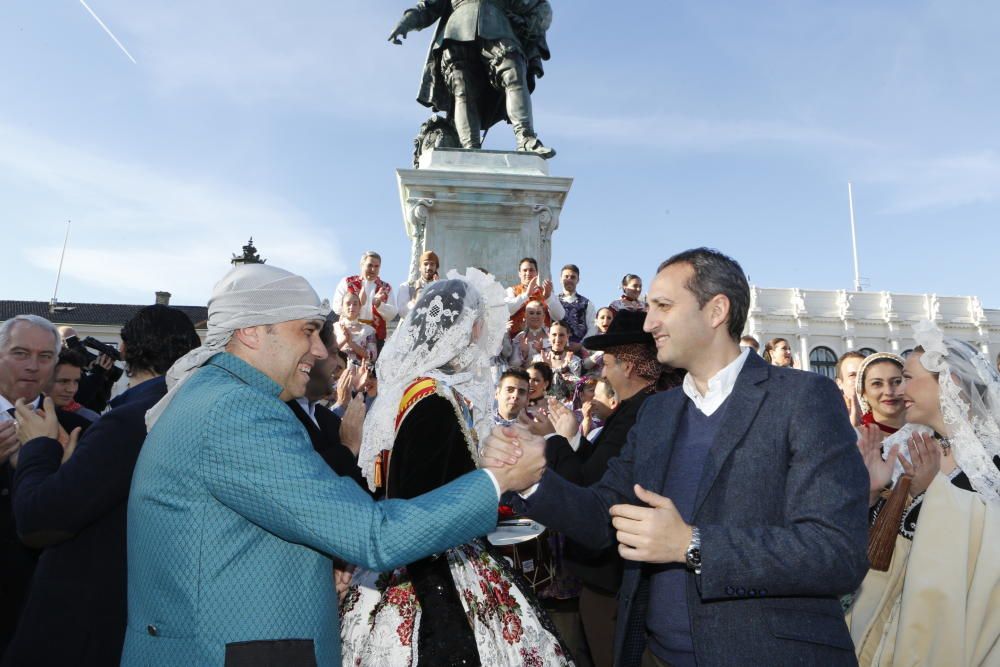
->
xmin=397 ymin=148 xmax=573 ymax=287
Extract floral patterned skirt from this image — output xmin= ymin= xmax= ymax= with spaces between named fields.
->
xmin=339 ymin=539 xmax=574 ymax=666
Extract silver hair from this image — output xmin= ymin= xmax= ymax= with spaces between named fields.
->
xmin=0 ymin=314 xmax=62 ymax=356
xmin=360 ymin=251 xmax=382 ymax=263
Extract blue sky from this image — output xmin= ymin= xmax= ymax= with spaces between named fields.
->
xmin=2 ymin=1 xmax=998 ymax=309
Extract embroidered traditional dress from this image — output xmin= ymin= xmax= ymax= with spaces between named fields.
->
xmin=334 ymin=275 xmax=398 ymax=341
xmin=608 ymin=296 xmax=646 ymax=313
xmin=504 ymin=284 xmax=565 ymax=333
xmin=340 ymin=377 xmax=573 ymax=666
xmin=558 ymin=292 xmax=594 ymax=345
xmin=509 ymin=327 xmax=550 ymax=368
xmin=337 ymin=319 xmax=378 ymax=365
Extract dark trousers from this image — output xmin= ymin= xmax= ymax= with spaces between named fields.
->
xmin=579 ymin=584 xmax=618 ymax=667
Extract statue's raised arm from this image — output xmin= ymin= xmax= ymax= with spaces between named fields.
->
xmin=389 ymin=0 xmax=555 ymax=159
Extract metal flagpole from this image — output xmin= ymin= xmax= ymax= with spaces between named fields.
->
xmin=51 ymin=220 xmax=71 ymax=307
xmin=847 ymin=182 xmax=862 ymax=292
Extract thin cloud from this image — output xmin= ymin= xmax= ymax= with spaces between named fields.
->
xmin=0 ymin=122 xmax=345 ymax=304
xmin=859 ymin=150 xmax=1000 ymax=214
xmin=106 ymin=1 xmax=410 ymax=115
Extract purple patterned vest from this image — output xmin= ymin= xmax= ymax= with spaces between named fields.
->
xmin=560 ymin=293 xmax=591 ymax=343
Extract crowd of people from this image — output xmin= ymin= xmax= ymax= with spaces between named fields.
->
xmin=1 ymin=246 xmax=998 ymax=667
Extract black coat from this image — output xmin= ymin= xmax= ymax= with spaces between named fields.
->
xmin=545 ymin=388 xmax=653 ymax=593
xmin=2 ymin=380 xmax=163 ymax=667
xmin=285 ymin=399 xmax=369 ymax=493
xmin=0 ymin=402 xmax=91 ymax=657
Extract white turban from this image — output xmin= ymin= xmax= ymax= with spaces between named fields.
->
xmin=145 ymin=263 xmax=329 ymax=430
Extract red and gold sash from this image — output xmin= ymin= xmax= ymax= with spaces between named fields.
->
xmin=374 ymin=377 xmax=439 ymax=491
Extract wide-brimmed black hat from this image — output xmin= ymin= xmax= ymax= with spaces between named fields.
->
xmin=583 ymin=310 xmax=654 ymax=351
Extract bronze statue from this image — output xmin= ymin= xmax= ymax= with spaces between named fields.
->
xmin=390 ymin=0 xmax=555 ymax=159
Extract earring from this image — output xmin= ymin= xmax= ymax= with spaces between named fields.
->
xmin=859 ymin=396 xmax=870 ymax=414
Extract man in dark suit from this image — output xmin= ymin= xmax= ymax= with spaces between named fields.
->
xmin=3 ymin=306 xmax=200 ymax=667
xmin=540 ymin=310 xmax=663 ymax=667
xmin=497 ymin=248 xmax=869 ymax=666
xmin=286 ymin=318 xmax=369 ymax=492
xmin=0 ymin=314 xmax=92 ymax=655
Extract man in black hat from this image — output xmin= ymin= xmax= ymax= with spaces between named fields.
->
xmin=537 ymin=309 xmax=664 ymax=667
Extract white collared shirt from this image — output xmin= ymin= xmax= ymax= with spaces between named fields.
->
xmin=294 ymin=396 xmax=319 ymax=427
xmin=682 ymin=347 xmax=751 ymax=416
xmin=0 ymin=394 xmax=42 ymax=421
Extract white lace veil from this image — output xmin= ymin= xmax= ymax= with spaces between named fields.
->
xmin=910 ymin=319 xmax=1000 ymax=503
xmin=358 ymin=268 xmax=507 ymax=490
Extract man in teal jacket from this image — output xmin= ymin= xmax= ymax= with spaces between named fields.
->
xmin=121 ymin=264 xmax=543 ymax=666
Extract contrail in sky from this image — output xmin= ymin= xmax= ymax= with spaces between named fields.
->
xmin=79 ymin=0 xmax=137 ymax=64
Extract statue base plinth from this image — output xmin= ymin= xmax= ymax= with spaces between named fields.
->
xmin=397 ymin=148 xmax=573 ymax=287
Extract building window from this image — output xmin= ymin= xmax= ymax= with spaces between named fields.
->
xmin=810 ymin=346 xmax=838 ymax=379
xmin=858 ymin=347 xmax=877 ymax=357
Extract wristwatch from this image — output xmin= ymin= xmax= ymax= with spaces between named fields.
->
xmin=685 ymin=526 xmax=702 ymax=575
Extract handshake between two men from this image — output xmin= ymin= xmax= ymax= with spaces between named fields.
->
xmin=479 ymin=405 xmax=695 ymax=566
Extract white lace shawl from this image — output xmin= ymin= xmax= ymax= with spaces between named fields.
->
xmin=358 ymin=268 xmax=507 ymax=491
xmin=907 ymin=319 xmax=1000 ymax=504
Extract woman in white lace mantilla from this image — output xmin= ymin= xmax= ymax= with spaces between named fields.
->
xmin=340 ymin=269 xmax=574 ymax=666
xmin=846 ymin=320 xmax=1000 ymax=666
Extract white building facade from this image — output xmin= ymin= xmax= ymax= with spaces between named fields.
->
xmin=745 ymin=287 xmax=1000 ymax=378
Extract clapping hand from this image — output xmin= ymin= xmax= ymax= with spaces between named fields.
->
xmin=545 ymin=398 xmax=579 ymax=440
xmin=354 ymin=359 xmax=371 ymax=393
xmin=518 ymin=335 xmax=531 ymax=358
xmin=610 ymin=484 xmax=693 ymax=564
xmin=898 ymin=432 xmax=942 ymax=499
xmin=522 ymin=406 xmax=556 ymax=437
xmin=856 ymin=424 xmax=897 ymax=506
xmin=339 ymin=394 xmax=366 ymax=457
xmin=334 ymin=366 xmax=355 ymax=410
xmin=541 ymin=279 xmax=553 ymax=300
xmin=12 ymin=398 xmax=81 ymax=467
xmin=848 ymin=393 xmax=862 ymax=428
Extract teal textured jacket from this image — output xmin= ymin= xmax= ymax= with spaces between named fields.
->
xmin=120 ymin=353 xmax=498 ymax=666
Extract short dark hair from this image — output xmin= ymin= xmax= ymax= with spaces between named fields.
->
xmin=740 ymin=335 xmax=760 ymax=351
xmin=527 ymin=361 xmax=554 ymax=387
xmin=550 ymin=320 xmax=570 ymax=332
xmin=319 ymin=313 xmax=338 ymax=348
xmin=621 ymin=273 xmax=641 ymax=287
xmin=56 ymin=348 xmax=88 ymax=369
xmin=835 ymin=351 xmax=866 ymax=381
xmin=762 ymin=337 xmax=790 ymax=364
xmin=561 ymin=264 xmax=580 ymax=275
xmin=519 ymin=257 xmax=538 ymax=270
xmin=120 ymin=305 xmax=201 ymax=376
xmin=658 ymin=248 xmax=750 ymax=342
xmin=499 ymin=368 xmax=530 ymax=385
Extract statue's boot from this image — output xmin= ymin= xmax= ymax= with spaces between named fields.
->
xmin=502 ymin=68 xmax=555 ymax=159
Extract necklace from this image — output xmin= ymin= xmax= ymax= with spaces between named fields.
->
xmin=938 ymin=437 xmax=953 ymax=456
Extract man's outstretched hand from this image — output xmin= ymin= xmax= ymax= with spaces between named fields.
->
xmin=481 ymin=424 xmax=546 ymax=494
